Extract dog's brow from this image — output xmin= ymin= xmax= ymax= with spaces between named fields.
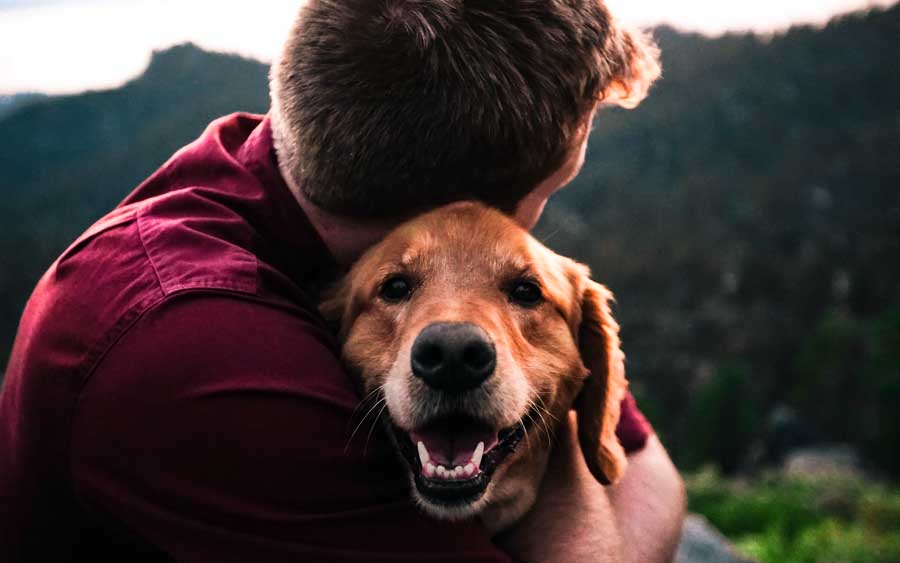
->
xmin=493 ymin=249 xmax=534 ymax=276
xmin=496 ymin=263 xmax=538 ymax=287
xmin=400 ymin=249 xmax=421 ymax=267
xmin=373 ymin=255 xmax=425 ymax=285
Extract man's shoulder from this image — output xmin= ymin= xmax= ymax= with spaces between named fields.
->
xmin=7 ymin=204 xmax=162 ymax=383
xmin=13 ymin=202 xmax=330 ymax=383
xmin=9 ymin=111 xmax=330 ymax=386
xmin=86 ymin=293 xmax=356 ymax=411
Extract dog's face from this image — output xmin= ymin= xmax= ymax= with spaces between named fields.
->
xmin=322 ymin=202 xmax=628 ymax=530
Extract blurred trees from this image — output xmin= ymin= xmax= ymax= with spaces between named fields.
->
xmin=536 ymin=5 xmax=900 ymax=478
xmin=791 ymin=306 xmax=900 ymax=477
xmin=684 ymin=363 xmax=761 ymax=474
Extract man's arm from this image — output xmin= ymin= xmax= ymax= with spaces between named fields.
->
xmin=609 ymin=434 xmax=687 ymax=562
xmin=496 ymin=412 xmax=686 ymax=563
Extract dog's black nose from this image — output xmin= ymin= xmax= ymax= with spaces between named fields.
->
xmin=410 ymin=322 xmax=496 ymax=393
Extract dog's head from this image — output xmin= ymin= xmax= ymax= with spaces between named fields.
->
xmin=322 ymin=202 xmax=627 ymax=528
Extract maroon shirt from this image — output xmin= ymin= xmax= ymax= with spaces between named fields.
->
xmin=0 ymin=113 xmax=649 ymax=562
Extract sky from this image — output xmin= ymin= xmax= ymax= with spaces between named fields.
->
xmin=0 ymin=0 xmax=894 ymax=95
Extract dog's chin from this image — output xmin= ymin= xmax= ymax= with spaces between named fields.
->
xmin=385 ymin=410 xmax=534 ymax=519
xmin=409 ymin=476 xmax=492 ymax=521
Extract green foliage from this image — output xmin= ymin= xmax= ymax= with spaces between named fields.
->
xmin=683 ymin=363 xmax=761 ymax=473
xmin=739 ymin=520 xmax=900 ymax=563
xmin=866 ymin=307 xmax=900 ymax=475
xmin=790 ymin=306 xmax=900 ymax=476
xmin=688 ymin=470 xmax=900 ymax=563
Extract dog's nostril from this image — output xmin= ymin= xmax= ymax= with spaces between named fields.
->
xmin=462 ymin=342 xmax=493 ymax=372
xmin=417 ymin=343 xmax=444 ymax=370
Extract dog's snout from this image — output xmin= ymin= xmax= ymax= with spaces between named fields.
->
xmin=410 ymin=322 xmax=496 ymax=392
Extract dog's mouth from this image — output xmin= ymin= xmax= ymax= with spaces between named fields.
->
xmin=388 ymin=411 xmax=533 ymax=508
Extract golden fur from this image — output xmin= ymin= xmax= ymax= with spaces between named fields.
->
xmin=322 ymin=202 xmax=628 ymax=532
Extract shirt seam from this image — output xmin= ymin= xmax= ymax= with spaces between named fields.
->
xmin=135 ymin=198 xmax=259 ymax=297
xmin=135 ymin=205 xmax=166 ymax=292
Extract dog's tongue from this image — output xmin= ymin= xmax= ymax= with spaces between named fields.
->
xmin=410 ymin=425 xmax=499 ymax=467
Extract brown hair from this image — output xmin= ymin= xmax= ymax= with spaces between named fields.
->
xmin=270 ymin=0 xmax=660 ymax=219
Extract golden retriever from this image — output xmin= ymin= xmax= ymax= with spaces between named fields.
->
xmin=321 ymin=201 xmax=628 ymax=532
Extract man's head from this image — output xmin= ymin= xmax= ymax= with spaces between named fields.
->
xmin=270 ymin=0 xmax=660 ymax=223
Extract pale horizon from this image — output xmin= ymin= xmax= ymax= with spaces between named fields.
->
xmin=0 ymin=0 xmax=895 ymax=96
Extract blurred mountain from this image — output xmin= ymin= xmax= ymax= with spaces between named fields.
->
xmin=0 ymin=43 xmax=269 ymax=362
xmin=0 ymin=93 xmax=47 ymax=119
xmin=1 ymin=7 xmax=899 ymax=475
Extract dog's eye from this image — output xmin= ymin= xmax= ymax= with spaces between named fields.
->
xmin=509 ymin=280 xmax=543 ymax=307
xmin=379 ymin=275 xmax=413 ymax=302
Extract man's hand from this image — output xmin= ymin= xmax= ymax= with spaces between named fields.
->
xmin=496 ymin=412 xmax=685 ymax=563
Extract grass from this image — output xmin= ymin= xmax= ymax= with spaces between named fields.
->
xmin=686 ymin=468 xmax=900 ymax=563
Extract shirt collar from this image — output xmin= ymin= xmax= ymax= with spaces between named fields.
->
xmin=239 ymin=114 xmax=340 ymax=294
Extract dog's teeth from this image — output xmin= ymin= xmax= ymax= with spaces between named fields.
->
xmin=419 ymin=442 xmax=485 ymax=479
xmin=472 ymin=441 xmax=485 ymax=469
xmin=430 ymin=463 xmax=479 ymax=480
xmin=417 ymin=441 xmax=430 ymax=466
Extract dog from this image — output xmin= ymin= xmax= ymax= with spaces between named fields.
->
xmin=321 ymin=201 xmax=628 ymax=533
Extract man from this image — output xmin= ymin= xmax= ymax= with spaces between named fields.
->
xmin=0 ymin=1 xmax=684 ymax=561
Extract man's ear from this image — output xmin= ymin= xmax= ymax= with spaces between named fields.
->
xmin=599 ymin=22 xmax=662 ymax=109
xmin=574 ymin=280 xmax=628 ymax=485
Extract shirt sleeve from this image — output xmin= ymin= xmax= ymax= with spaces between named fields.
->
xmin=616 ymin=391 xmax=652 ymax=454
xmin=70 ymin=294 xmax=512 ymax=563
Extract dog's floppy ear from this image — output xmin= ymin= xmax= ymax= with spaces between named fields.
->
xmin=319 ymin=279 xmax=354 ymax=338
xmin=598 ymin=20 xmax=661 ymax=109
xmin=574 ymin=280 xmax=628 ymax=485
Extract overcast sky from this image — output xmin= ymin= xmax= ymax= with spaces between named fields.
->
xmin=0 ymin=0 xmax=894 ymax=95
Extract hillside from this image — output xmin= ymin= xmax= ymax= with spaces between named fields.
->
xmin=0 ymin=93 xmax=47 ymax=119
xmin=1 ymin=6 xmax=899 ymax=476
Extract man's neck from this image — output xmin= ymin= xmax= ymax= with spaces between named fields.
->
xmin=278 ymin=161 xmax=395 ymax=267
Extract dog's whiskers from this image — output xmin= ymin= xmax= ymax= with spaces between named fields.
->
xmin=533 ymin=410 xmax=553 ymax=450
xmin=363 ymin=401 xmax=390 ymax=457
xmin=345 ymin=390 xmax=387 ymax=454
xmin=522 ymin=410 xmax=542 ymax=450
xmin=534 ymin=397 xmax=558 ymax=423
xmin=530 ymin=398 xmax=559 ymax=449
xmin=350 ymin=385 xmax=385 ymax=418
xmin=518 ymin=418 xmax=531 ymax=452
xmin=345 ymin=387 xmax=385 ymax=437
xmin=538 ymin=226 xmax=561 ymax=245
